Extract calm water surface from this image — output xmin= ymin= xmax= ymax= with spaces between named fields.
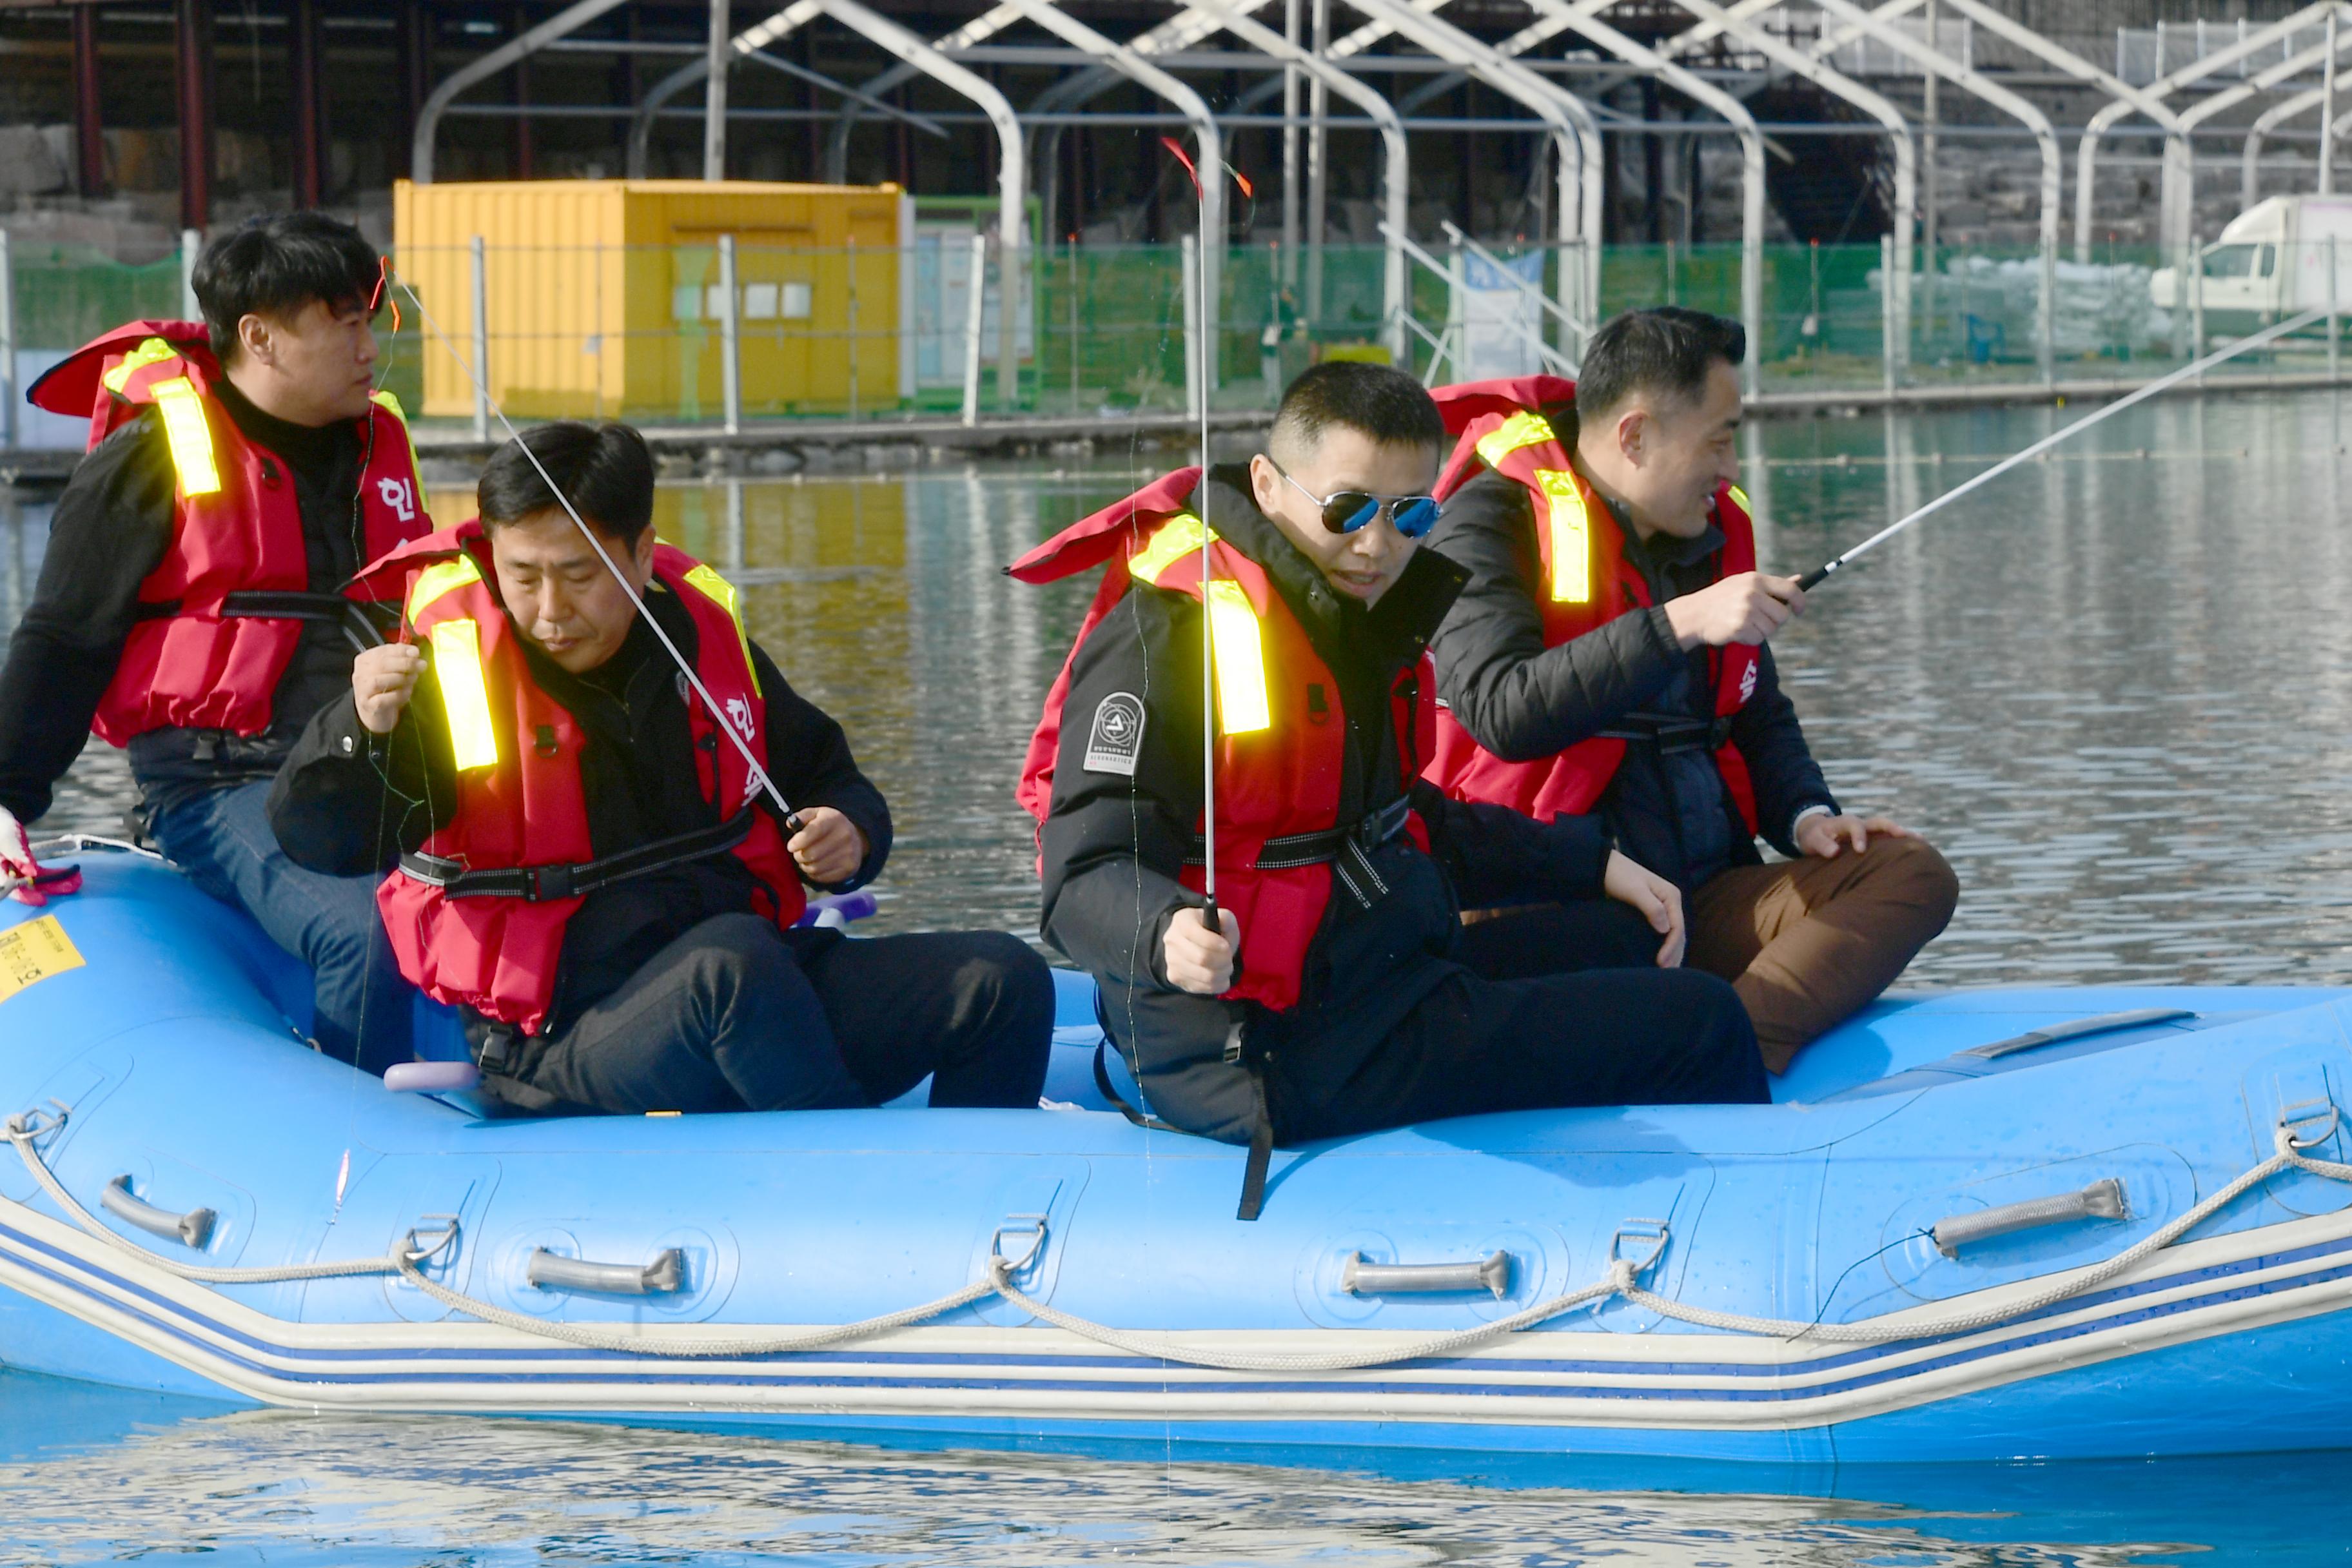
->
xmin=6 ymin=394 xmax=2352 ymax=1558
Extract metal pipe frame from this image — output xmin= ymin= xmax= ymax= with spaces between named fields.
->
xmin=1337 ymin=0 xmax=1604 ymax=349
xmin=703 ymin=0 xmax=729 ymax=179
xmin=1513 ymin=0 xmax=1766 ymax=396
xmin=1171 ymin=0 xmax=1410 ymax=362
xmin=1671 ymin=0 xmax=1914 ymax=384
xmin=1810 ymin=0 xmax=2059 ymax=385
xmin=2242 ymin=41 xmax=2352 ymax=208
xmin=2077 ymin=1 xmax=2350 ymax=262
xmin=626 ymin=15 xmax=941 ymax=178
xmin=1926 ymin=0 xmax=2189 ymax=260
xmin=413 ymin=0 xmax=633 ymax=184
xmin=995 ymin=0 xmax=1223 ymax=393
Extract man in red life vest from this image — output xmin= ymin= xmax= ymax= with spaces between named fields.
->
xmin=1017 ymin=362 xmax=1765 ymax=1215
xmin=269 ymin=424 xmax=1052 ymax=1117
xmin=0 ymin=213 xmax=432 ymax=1071
xmin=1424 ymin=308 xmax=1959 ymax=1072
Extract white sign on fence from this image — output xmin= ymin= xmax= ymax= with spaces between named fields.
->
xmin=1457 ymin=250 xmax=1548 ymax=383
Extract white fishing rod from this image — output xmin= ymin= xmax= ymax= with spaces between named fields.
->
xmin=1163 ymin=135 xmax=1225 ymax=927
xmin=1796 ymin=304 xmax=2331 ymax=591
xmin=388 ymin=271 xmax=805 ymax=834
xmin=1197 ymin=169 xmax=1219 ymax=930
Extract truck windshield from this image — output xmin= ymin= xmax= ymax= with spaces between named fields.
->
xmin=2202 ymin=244 xmax=2260 ymax=279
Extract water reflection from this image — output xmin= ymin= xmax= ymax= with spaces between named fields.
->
xmin=11 ymin=392 xmax=2352 ymax=977
xmin=6 ymin=1368 xmax=2320 ymax=1566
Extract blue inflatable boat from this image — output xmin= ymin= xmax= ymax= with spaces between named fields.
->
xmin=6 ymin=842 xmax=2352 ymax=1465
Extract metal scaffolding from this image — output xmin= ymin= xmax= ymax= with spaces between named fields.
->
xmin=381 ymin=0 xmax=2352 ymax=406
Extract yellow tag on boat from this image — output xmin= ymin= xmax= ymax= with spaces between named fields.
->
xmin=0 ymin=915 xmax=85 ymax=1004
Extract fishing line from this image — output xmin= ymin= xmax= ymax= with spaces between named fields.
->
xmin=389 ymin=270 xmax=804 ymax=833
xmin=1795 ymin=304 xmax=2333 ymax=591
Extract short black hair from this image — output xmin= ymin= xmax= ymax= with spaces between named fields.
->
xmin=191 ymin=211 xmax=380 ymax=361
xmin=1269 ymin=360 xmax=1446 ymax=460
xmin=1574 ymin=307 xmax=1746 ymax=422
xmin=478 ymin=422 xmax=657 ymax=549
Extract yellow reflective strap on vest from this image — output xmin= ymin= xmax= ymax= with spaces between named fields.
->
xmin=1531 ymin=469 xmax=1591 ymax=603
xmin=1475 ymin=409 xmax=1556 ymax=468
xmin=102 ymin=337 xmax=182 ymax=397
xmin=1203 ymin=580 xmax=1271 ymax=736
xmin=369 ymin=389 xmax=425 ymax=490
xmin=427 ymin=617 xmax=500 ymax=772
xmin=406 ymin=554 xmax=482 ymax=623
xmin=148 ymin=377 xmax=221 ymax=498
xmin=1129 ymin=512 xmax=1213 ymax=585
xmin=1727 ymin=482 xmax=1750 ymax=513
xmin=681 ymin=562 xmax=761 ymax=696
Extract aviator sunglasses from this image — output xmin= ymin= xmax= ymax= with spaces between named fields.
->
xmin=1269 ymin=459 xmax=1442 ymax=539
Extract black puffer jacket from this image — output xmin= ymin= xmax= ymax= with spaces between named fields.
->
xmin=1038 ymin=466 xmax=1613 ymax=1144
xmin=1427 ymin=459 xmax=1836 ymax=891
xmin=0 ymin=381 xmax=380 ymax=827
xmin=270 ymin=585 xmax=890 ymax=1043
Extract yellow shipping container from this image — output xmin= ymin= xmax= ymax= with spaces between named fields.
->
xmin=393 ymin=179 xmax=906 ymax=422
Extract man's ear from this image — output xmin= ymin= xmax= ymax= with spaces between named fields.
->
xmin=236 ymin=313 xmax=274 ymax=368
xmin=1614 ymin=406 xmax=1649 ymax=467
xmin=1248 ymin=452 xmax=1282 ymax=514
xmin=631 ymin=527 xmax=658 ymax=580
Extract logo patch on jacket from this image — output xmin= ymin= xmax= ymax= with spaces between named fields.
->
xmin=1083 ymin=692 xmax=1146 ymax=775
xmin=1738 ymin=660 xmax=1758 ymax=705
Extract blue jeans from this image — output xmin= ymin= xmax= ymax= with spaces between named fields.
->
xmin=150 ymin=779 xmax=414 ymax=1074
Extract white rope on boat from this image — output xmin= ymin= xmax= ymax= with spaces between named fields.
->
xmin=9 ymin=1103 xmax=2351 ymax=1367
xmin=4 ymin=1110 xmax=411 ymax=1284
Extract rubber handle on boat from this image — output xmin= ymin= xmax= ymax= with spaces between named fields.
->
xmin=1341 ymin=1250 xmax=1512 ymax=1300
xmin=101 ymin=1174 xmax=215 ymax=1250
xmin=1932 ymin=1179 xmax=2128 ymax=1259
xmin=527 ymin=1246 xmax=687 ymax=1296
xmin=382 ymin=1061 xmax=483 ymax=1093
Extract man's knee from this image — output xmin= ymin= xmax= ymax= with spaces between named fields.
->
xmin=683 ymin=913 xmax=799 ymax=1001
xmin=1865 ymin=836 xmax=1961 ymax=930
xmin=954 ymin=930 xmax=1057 ymax=1031
xmin=1661 ymin=968 xmax=1770 ymax=1104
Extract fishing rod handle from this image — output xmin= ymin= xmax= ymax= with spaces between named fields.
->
xmin=1794 ymin=561 xmax=1836 ymax=593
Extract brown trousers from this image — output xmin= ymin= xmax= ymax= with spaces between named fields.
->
xmin=1686 ymin=836 xmax=1959 ymax=1074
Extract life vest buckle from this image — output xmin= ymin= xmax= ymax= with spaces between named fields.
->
xmin=523 ymin=863 xmax=578 ymax=901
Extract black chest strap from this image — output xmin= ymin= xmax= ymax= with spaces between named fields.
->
xmin=400 ymin=808 xmax=756 ymax=903
xmin=219 ymin=590 xmax=391 ymax=655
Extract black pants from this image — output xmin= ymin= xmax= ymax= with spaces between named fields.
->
xmin=1266 ymin=913 xmax=1768 ymax=1144
xmin=501 ymin=916 xmax=1055 ymax=1115
xmin=1453 ymin=897 xmax=1672 ymax=981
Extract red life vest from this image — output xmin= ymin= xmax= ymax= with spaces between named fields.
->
xmin=1423 ymin=377 xmax=1761 ymax=833
xmin=356 ymin=524 xmax=804 ymax=1035
xmin=1011 ymin=473 xmax=1433 ymax=1014
xmin=26 ymin=320 xmax=430 ymax=746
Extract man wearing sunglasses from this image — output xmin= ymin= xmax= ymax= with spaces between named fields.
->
xmin=1014 ymin=361 xmax=1765 ymax=1217
xmin=1424 ymin=308 xmax=1958 ymax=1073
xmin=0 ymin=211 xmax=432 ymax=1072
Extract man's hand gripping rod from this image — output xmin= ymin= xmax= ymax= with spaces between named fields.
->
xmin=1794 ymin=306 xmax=2331 ymax=593
xmin=388 ymin=272 xmax=806 ymax=834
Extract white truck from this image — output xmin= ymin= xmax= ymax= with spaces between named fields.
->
xmin=2150 ymin=194 xmax=2352 ymax=324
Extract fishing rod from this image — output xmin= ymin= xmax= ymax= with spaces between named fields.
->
xmin=388 ymin=272 xmax=806 ymax=835
xmin=1794 ymin=304 xmax=2333 ymax=592
xmin=1164 ymin=135 xmax=1233 ymax=932
xmin=1197 ymin=173 xmax=1219 ymax=933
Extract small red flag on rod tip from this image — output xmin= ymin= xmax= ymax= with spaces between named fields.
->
xmin=1159 ymin=136 xmax=1204 ymax=199
xmin=1159 ymin=137 xmax=1253 ymax=202
xmin=370 ymin=257 xmax=402 ymax=333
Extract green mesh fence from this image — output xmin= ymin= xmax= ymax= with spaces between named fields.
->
xmin=6 ymin=236 xmax=2340 ymax=442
